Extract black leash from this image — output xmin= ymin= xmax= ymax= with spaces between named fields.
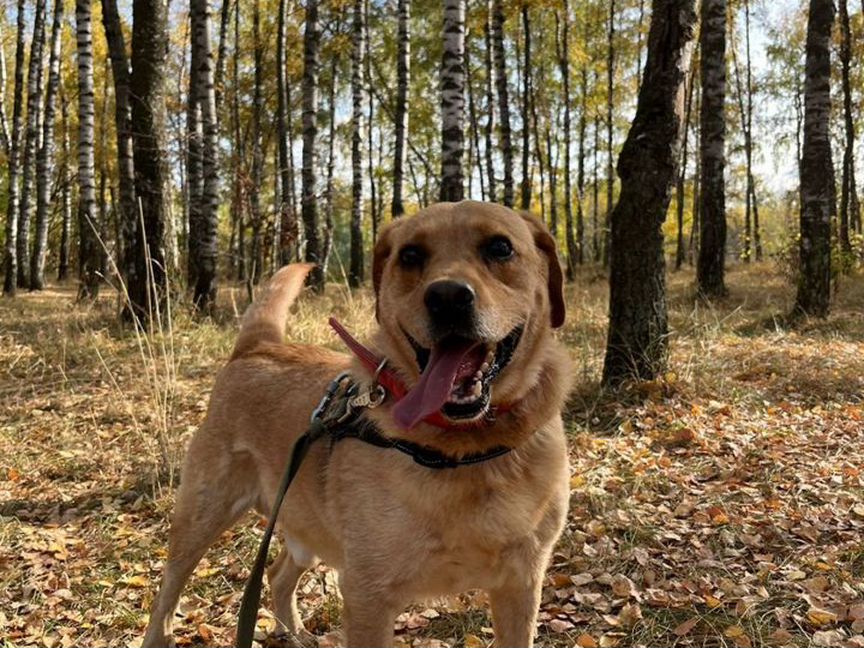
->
xmin=235 ymin=373 xmax=512 ymax=647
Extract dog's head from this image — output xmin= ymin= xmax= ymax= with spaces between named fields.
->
xmin=372 ymin=201 xmax=565 ymax=431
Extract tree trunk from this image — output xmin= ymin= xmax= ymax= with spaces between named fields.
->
xmin=696 ymin=0 xmax=727 ymax=298
xmin=391 ymin=0 xmax=410 ymax=216
xmin=838 ymin=0 xmax=858 ymax=257
xmin=484 ymin=3 xmax=496 ymax=203
xmin=592 ymin=108 xmax=600 ymax=262
xmin=440 ymin=0 xmax=466 ymax=202
xmin=31 ymin=0 xmax=63 ymax=290
xmin=249 ymin=0 xmax=264 ymax=284
xmin=214 ymin=0 xmax=231 ymax=114
xmin=0 ymin=21 xmax=10 ymax=154
xmin=519 ymin=4 xmax=531 ymax=210
xmin=350 ymin=0 xmax=364 ymax=286
xmin=744 ymin=0 xmax=761 ymax=260
xmin=365 ymin=0 xmax=379 ymax=241
xmin=76 ymin=0 xmax=102 ymax=300
xmin=322 ymin=54 xmax=338 ymax=278
xmin=602 ymin=0 xmax=615 ymax=268
xmin=302 ymin=0 xmax=324 ymax=291
xmin=730 ymin=32 xmax=750 ymax=262
xmin=276 ymin=0 xmax=297 ymax=266
xmin=602 ymin=0 xmax=697 ymax=386
xmin=546 ymin=128 xmax=558 ymax=237
xmin=127 ymin=0 xmax=170 ymax=321
xmin=102 ymin=0 xmax=137 ymax=293
xmin=675 ymin=51 xmax=697 ymax=271
xmin=491 ymin=0 xmax=513 ymax=206
xmin=3 ymin=0 xmax=26 ymax=296
xmin=17 ymin=0 xmax=48 ymax=289
xmin=231 ymin=0 xmax=245 ymax=280
xmin=576 ymin=52 xmax=587 ymax=267
xmin=189 ymin=0 xmax=220 ymax=312
xmin=467 ymin=51 xmax=485 ymax=201
xmin=794 ymin=0 xmax=835 ymax=318
xmin=558 ymin=1 xmax=578 ymax=279
xmin=58 ymin=86 xmax=72 ymax=282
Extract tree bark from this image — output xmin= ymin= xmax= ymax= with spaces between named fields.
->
xmin=3 ymin=0 xmax=27 ymax=296
xmin=602 ymin=0 xmax=615 ymax=268
xmin=440 ymin=0 xmax=466 ymax=202
xmin=592 ymin=107 xmax=600 ymax=262
xmin=838 ymin=0 xmax=858 ymax=257
xmin=127 ymin=0 xmax=170 ymax=321
xmin=322 ymin=53 xmax=338 ymax=278
xmin=744 ymin=0 xmax=761 ymax=260
xmin=467 ymin=50 xmax=485 ymax=201
xmin=102 ymin=0 xmax=137 ymax=293
xmin=76 ymin=0 xmax=102 ymax=300
xmin=391 ymin=0 xmax=410 ymax=216
xmin=483 ymin=4 xmax=496 ymax=203
xmin=558 ymin=1 xmax=578 ymax=278
xmin=602 ymin=0 xmax=697 ymax=386
xmin=350 ymin=0 xmax=365 ymax=286
xmin=794 ymin=0 xmax=835 ymax=318
xmin=58 ymin=85 xmax=72 ymax=282
xmin=675 ymin=51 xmax=697 ymax=271
xmin=248 ymin=0 xmax=264 ymax=284
xmin=0 ymin=21 xmax=10 ymax=154
xmin=365 ymin=0 xmax=379 ymax=241
xmin=189 ymin=0 xmax=220 ymax=311
xmin=519 ymin=4 xmax=531 ymax=210
xmin=302 ymin=0 xmax=324 ymax=291
xmin=491 ymin=0 xmax=513 ymax=206
xmin=697 ymin=0 xmax=727 ymax=298
xmin=17 ymin=0 xmax=48 ymax=288
xmin=31 ymin=0 xmax=64 ymax=290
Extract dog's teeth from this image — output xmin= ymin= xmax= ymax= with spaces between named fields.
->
xmin=480 ymin=362 xmax=490 ymax=373
xmin=474 ymin=370 xmax=483 ymax=380
xmin=472 ymin=381 xmax=482 ymax=396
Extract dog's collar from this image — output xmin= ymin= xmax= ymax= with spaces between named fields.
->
xmin=328 ymin=317 xmax=514 ymax=430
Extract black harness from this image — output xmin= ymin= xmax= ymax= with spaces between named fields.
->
xmin=235 ymin=373 xmax=512 ymax=648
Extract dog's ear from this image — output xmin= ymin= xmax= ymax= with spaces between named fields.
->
xmin=372 ymin=220 xmax=402 ymax=322
xmin=520 ymin=212 xmax=565 ymax=328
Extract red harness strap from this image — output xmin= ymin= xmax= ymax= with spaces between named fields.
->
xmin=328 ymin=318 xmax=512 ymax=430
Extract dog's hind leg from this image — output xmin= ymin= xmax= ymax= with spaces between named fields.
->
xmin=268 ymin=542 xmax=318 ymax=646
xmin=142 ymin=453 xmax=256 ymax=648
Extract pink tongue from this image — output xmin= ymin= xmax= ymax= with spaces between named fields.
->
xmin=392 ymin=340 xmax=478 ymax=430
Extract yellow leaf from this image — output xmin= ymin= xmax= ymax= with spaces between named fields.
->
xmin=807 ymin=608 xmax=838 ymax=627
xmin=570 ymin=475 xmax=586 ymax=489
xmin=705 ymin=595 xmax=723 ymax=608
xmin=121 ymin=575 xmax=149 ymax=588
xmin=464 ymin=634 xmax=484 ymax=648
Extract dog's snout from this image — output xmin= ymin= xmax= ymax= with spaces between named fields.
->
xmin=424 ymin=280 xmax=476 ymax=324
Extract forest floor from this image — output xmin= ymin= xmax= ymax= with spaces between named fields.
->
xmin=2 ymin=262 xmax=864 ymax=648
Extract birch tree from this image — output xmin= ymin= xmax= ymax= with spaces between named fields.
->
xmin=440 ymin=0 xmax=466 ymax=202
xmin=391 ymin=0 xmax=410 ymax=217
xmin=794 ymin=0 xmax=835 ymax=317
xmin=302 ymin=0 xmax=324 ymax=292
xmin=350 ymin=0 xmax=364 ymax=286
xmin=31 ymin=0 xmax=64 ymax=290
xmin=491 ymin=0 xmax=513 ymax=206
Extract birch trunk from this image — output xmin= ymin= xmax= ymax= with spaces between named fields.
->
xmin=440 ymin=0 xmax=466 ymax=202
xmin=519 ymin=4 xmax=531 ymax=210
xmin=102 ymin=0 xmax=137 ymax=290
xmin=58 ymin=87 xmax=72 ymax=282
xmin=602 ymin=0 xmax=615 ymax=267
xmin=603 ymin=0 xmax=697 ymax=385
xmin=350 ymin=0 xmax=364 ymax=286
xmin=559 ymin=0 xmax=578 ymax=278
xmin=189 ymin=0 xmax=220 ymax=311
xmin=3 ymin=0 xmax=26 ymax=296
xmin=483 ymin=4 xmax=496 ymax=203
xmin=18 ymin=0 xmax=48 ymax=288
xmin=697 ymin=0 xmax=727 ymax=298
xmin=0 ymin=21 xmax=10 ymax=153
xmin=128 ymin=0 xmax=170 ymax=322
xmin=491 ymin=0 xmax=512 ymax=206
xmin=76 ymin=0 xmax=102 ymax=300
xmin=794 ymin=0 xmax=835 ymax=317
xmin=31 ymin=0 xmax=64 ymax=290
xmin=391 ymin=0 xmax=410 ymax=216
xmin=838 ymin=0 xmax=858 ymax=256
xmin=302 ymin=0 xmax=324 ymax=291
xmin=277 ymin=0 xmax=297 ymax=266
xmin=249 ymin=0 xmax=264 ymax=284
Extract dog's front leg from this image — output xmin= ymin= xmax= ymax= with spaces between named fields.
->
xmin=341 ymin=573 xmax=401 ymax=648
xmin=488 ymin=572 xmax=543 ymax=648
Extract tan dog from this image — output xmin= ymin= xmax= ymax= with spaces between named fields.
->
xmin=142 ymin=201 xmax=572 ymax=648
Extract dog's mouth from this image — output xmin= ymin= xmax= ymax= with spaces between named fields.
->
xmin=391 ymin=325 xmax=523 ymax=430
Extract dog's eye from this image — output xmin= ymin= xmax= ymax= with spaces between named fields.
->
xmin=399 ymin=245 xmax=425 ymax=268
xmin=482 ymin=236 xmax=514 ymax=262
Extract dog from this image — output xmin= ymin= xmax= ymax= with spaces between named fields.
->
xmin=142 ymin=201 xmax=573 ymax=648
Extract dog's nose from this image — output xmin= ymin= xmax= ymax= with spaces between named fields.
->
xmin=424 ymin=280 xmax=476 ymax=323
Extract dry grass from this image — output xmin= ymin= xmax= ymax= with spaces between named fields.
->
xmin=1 ymin=263 xmax=863 ymax=647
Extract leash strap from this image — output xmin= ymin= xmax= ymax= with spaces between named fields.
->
xmin=235 ymin=426 xmax=317 ymax=648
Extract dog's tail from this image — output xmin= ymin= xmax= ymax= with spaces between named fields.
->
xmin=231 ymin=263 xmax=315 ymax=360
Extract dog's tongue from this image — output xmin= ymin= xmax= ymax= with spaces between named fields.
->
xmin=392 ymin=340 xmax=478 ymax=430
